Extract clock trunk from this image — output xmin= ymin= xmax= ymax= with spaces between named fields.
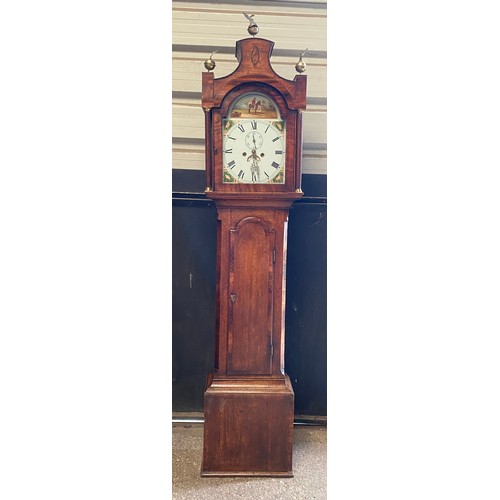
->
xmin=227 ymin=216 xmax=275 ymax=375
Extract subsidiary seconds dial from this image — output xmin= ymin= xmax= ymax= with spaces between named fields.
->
xmin=222 ymin=119 xmax=285 ymax=184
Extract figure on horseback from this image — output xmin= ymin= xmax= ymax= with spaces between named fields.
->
xmin=248 ymin=97 xmax=263 ymax=115
xmin=248 ymin=97 xmax=257 ymax=114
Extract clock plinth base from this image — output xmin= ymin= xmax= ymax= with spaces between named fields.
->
xmin=201 ymin=374 xmax=294 ymax=477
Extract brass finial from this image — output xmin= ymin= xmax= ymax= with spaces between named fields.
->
xmin=295 ymin=48 xmax=308 ymax=73
xmin=243 ymin=12 xmax=259 ymax=36
xmin=204 ymin=51 xmax=217 ymax=72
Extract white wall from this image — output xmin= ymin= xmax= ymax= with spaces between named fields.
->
xmin=172 ymin=0 xmax=327 ymax=175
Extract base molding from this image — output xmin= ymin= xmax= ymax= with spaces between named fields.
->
xmin=201 ymin=374 xmax=294 ymax=477
xmin=201 ymin=469 xmax=293 ymax=478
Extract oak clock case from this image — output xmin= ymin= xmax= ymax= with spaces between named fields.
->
xmin=201 ymin=36 xmax=307 ymax=477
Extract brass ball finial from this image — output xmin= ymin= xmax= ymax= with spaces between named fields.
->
xmin=243 ymin=12 xmax=259 ymax=36
xmin=295 ymin=48 xmax=308 ymax=73
xmin=204 ymin=51 xmax=217 ymax=72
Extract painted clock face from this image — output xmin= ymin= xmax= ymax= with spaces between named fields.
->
xmin=222 ymin=93 xmax=286 ymax=184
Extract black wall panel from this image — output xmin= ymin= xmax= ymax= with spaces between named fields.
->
xmin=172 ymin=170 xmax=326 ymax=416
xmin=285 ymin=203 xmax=327 ymax=415
xmin=172 ymin=202 xmax=217 ymax=412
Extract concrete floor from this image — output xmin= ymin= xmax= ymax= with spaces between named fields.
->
xmin=172 ymin=423 xmax=327 ymax=499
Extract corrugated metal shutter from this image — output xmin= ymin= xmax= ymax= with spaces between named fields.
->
xmin=172 ymin=0 xmax=327 ymax=176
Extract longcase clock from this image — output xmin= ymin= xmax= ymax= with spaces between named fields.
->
xmin=200 ymin=26 xmax=307 ymax=477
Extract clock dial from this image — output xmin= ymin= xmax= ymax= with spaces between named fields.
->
xmin=245 ymin=130 xmax=263 ymax=149
xmin=222 ymin=119 xmax=286 ymax=184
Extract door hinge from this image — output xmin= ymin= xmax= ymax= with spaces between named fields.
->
xmin=273 ymin=248 xmax=276 ymax=263
xmin=270 ymin=342 xmax=274 ymax=359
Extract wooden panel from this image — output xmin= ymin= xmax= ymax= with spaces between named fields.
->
xmin=227 ymin=217 xmax=275 ymax=375
xmin=202 ymin=376 xmax=294 ymax=475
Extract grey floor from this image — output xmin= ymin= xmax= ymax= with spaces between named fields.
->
xmin=172 ymin=423 xmax=327 ymax=499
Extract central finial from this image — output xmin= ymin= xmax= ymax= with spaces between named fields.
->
xmin=243 ymin=12 xmax=259 ymax=36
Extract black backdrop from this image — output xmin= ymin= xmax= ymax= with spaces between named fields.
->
xmin=172 ymin=170 xmax=327 ymax=416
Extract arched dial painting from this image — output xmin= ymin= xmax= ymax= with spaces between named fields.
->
xmin=222 ymin=92 xmax=285 ymax=184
